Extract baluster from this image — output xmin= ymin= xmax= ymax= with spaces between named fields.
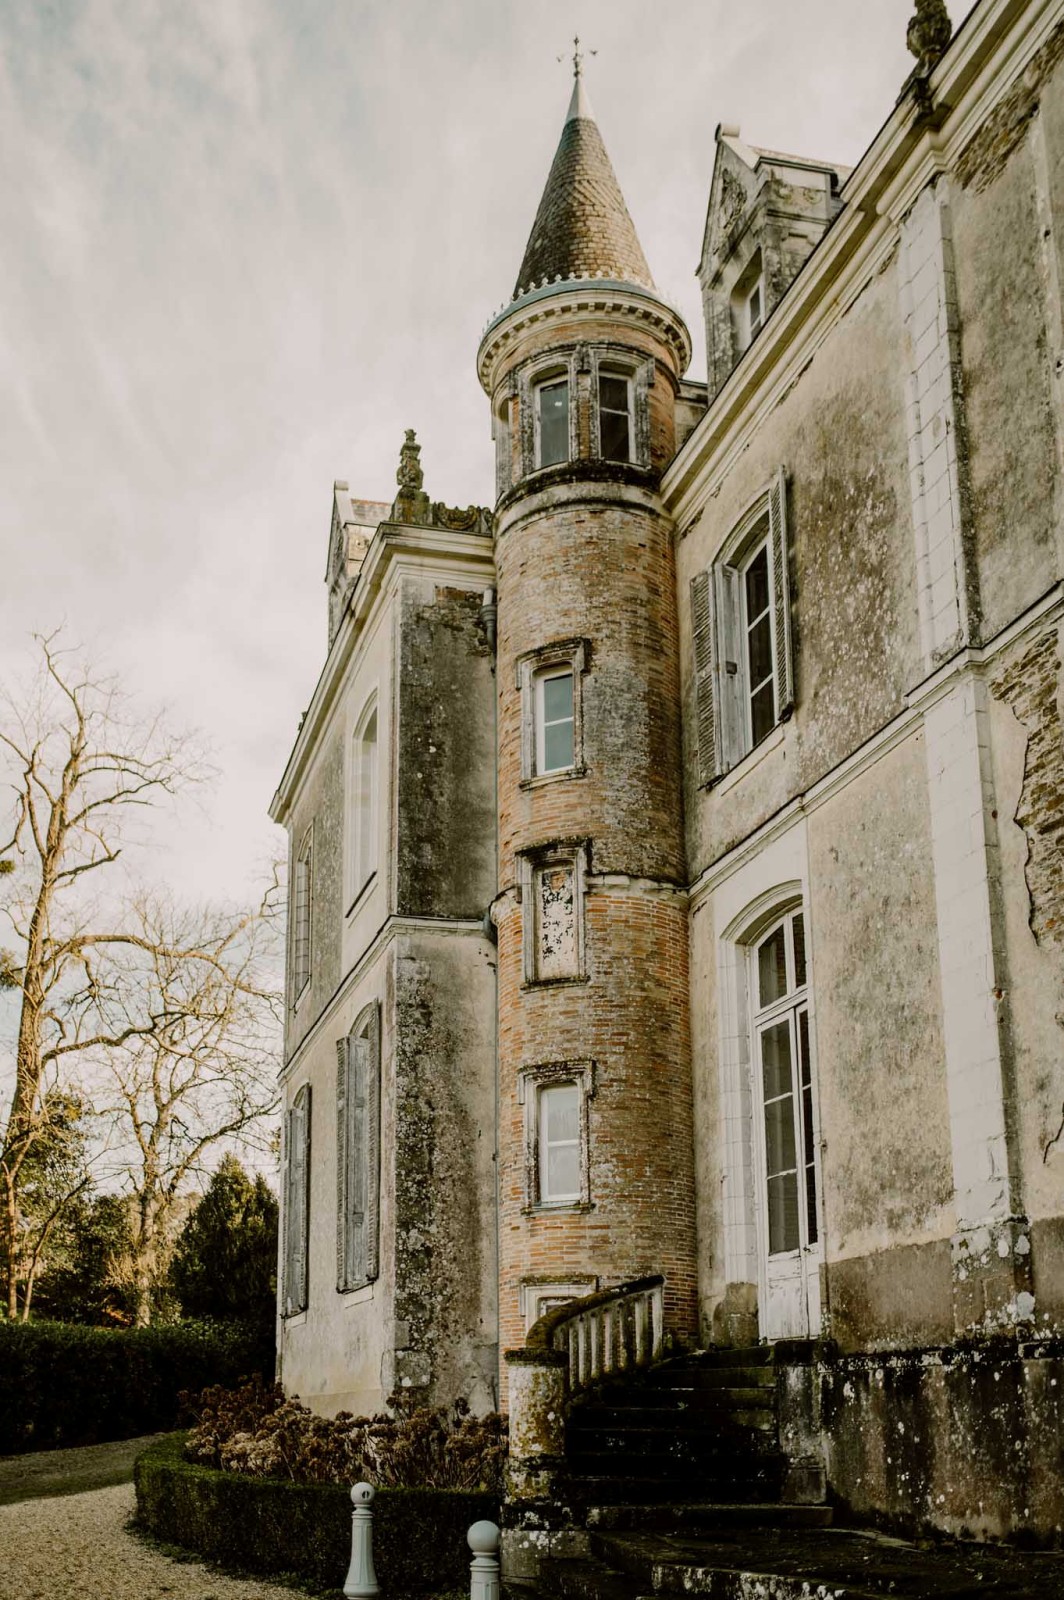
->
xmin=577 ymin=1314 xmax=588 ymax=1390
xmin=634 ymin=1294 xmax=648 ymax=1366
xmin=568 ymin=1321 xmax=578 ymax=1388
xmin=650 ymin=1285 xmax=664 ymax=1361
xmin=602 ymin=1305 xmax=614 ymax=1377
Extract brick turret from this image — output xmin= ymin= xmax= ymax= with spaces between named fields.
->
xmin=478 ymin=71 xmax=698 ymax=1380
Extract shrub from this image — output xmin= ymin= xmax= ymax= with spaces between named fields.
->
xmin=134 ymin=1432 xmax=500 ymax=1594
xmin=183 ymin=1378 xmax=507 ymax=1493
xmin=0 ymin=1318 xmax=274 ymax=1453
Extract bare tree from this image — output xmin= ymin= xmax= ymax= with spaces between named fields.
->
xmin=0 ymin=633 xmax=210 ymax=1316
xmin=85 ymin=889 xmax=282 ymax=1325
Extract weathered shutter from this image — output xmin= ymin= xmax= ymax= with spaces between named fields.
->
xmin=768 ymin=468 xmax=795 ymax=717
xmin=335 ymin=1037 xmax=349 ymax=1291
xmin=714 ymin=562 xmax=744 ymax=769
xmin=282 ymin=1107 xmax=294 ymax=1315
xmin=690 ymin=572 xmax=720 ymax=786
xmin=365 ymin=1004 xmax=381 ymax=1281
xmin=346 ymin=1031 xmax=368 ymax=1287
xmin=287 ymin=1084 xmax=311 ymax=1314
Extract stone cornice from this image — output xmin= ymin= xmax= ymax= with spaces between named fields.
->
xmin=477 ymin=278 xmax=692 ymax=394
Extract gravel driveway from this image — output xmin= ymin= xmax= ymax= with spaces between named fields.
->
xmin=0 ymin=1445 xmax=314 ymax=1600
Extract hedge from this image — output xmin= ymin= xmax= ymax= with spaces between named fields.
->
xmin=134 ymin=1433 xmax=500 ymax=1594
xmin=0 ymin=1319 xmax=274 ymax=1453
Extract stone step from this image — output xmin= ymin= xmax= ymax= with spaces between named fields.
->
xmin=569 ymin=1410 xmax=777 ymax=1443
xmin=644 ymin=1366 xmax=776 ymax=1391
xmin=568 ymin=1431 xmax=781 ymax=1469
xmin=533 ymin=1556 xmax=635 ymax=1600
xmin=660 ymin=1346 xmax=775 ymax=1369
xmin=565 ymin=1467 xmax=784 ymax=1506
xmin=569 ymin=1388 xmax=777 ymax=1423
xmin=585 ymin=1503 xmax=834 ymax=1533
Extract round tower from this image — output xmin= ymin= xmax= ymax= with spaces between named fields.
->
xmin=478 ymin=68 xmax=697 ymax=1365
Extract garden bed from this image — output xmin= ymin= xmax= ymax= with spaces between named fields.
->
xmin=133 ymin=1433 xmax=499 ymax=1594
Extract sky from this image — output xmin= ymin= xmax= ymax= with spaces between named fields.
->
xmin=0 ymin=0 xmax=975 ymax=908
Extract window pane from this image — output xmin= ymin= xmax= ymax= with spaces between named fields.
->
xmin=600 ymin=409 xmax=630 ymax=462
xmin=600 ymin=375 xmax=629 ymax=414
xmin=758 ymin=926 xmax=788 ymax=1007
xmin=793 ymin=913 xmax=807 ymax=989
xmin=760 ymin=1019 xmax=794 ymax=1105
xmin=539 ymin=381 xmax=569 ymax=466
xmin=763 ymin=1091 xmax=797 ymax=1178
xmin=547 ymin=1142 xmax=580 ymax=1198
xmin=545 ymin=1084 xmax=579 ymax=1141
xmin=766 ymin=1172 xmax=800 ymax=1255
xmin=751 ymin=680 xmax=775 ymax=745
xmin=745 ymin=543 xmax=770 ymax=619
xmin=799 ymin=1009 xmax=818 ymax=1245
xmin=747 ymin=612 xmax=773 ymax=688
xmin=543 ymin=719 xmax=574 ymax=771
xmin=542 ymin=672 xmax=573 ymax=723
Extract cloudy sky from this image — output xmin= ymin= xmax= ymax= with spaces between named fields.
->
xmin=0 ymin=0 xmax=973 ymax=906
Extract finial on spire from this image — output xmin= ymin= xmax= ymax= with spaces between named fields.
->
xmin=907 ymin=0 xmax=952 ymax=75
xmin=558 ymin=34 xmax=596 ymax=79
xmin=391 ymin=429 xmax=430 ymax=524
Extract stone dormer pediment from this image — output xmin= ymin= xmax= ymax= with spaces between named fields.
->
xmin=326 ymin=483 xmax=389 ymax=648
xmin=698 ymin=129 xmax=762 ymax=284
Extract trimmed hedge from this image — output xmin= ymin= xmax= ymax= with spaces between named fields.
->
xmin=134 ymin=1433 xmax=499 ymax=1593
xmin=0 ymin=1319 xmax=274 ymax=1453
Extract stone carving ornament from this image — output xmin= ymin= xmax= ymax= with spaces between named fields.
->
xmin=907 ymin=0 xmax=952 ymax=74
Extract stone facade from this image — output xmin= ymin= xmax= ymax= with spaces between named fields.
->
xmin=273 ymin=0 xmax=1064 ymax=1545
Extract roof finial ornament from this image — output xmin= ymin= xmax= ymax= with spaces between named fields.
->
xmin=559 ymin=35 xmax=595 ymax=79
xmin=391 ymin=428 xmax=430 ymax=525
xmin=907 ymin=0 xmax=952 ymax=76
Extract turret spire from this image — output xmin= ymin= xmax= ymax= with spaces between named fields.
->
xmin=512 ymin=61 xmax=653 ymax=299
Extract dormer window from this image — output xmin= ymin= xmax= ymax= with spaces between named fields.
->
xmin=598 ymin=372 xmax=632 ymax=462
xmin=535 ymin=377 xmax=569 ymax=468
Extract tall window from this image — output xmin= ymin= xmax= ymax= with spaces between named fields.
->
xmin=535 ymin=666 xmax=574 ymax=774
xmin=690 ymin=469 xmax=794 ymax=785
xmin=293 ymin=829 xmax=313 ymax=1000
xmin=752 ymin=909 xmax=817 ymax=1257
xmin=539 ymin=1082 xmax=581 ymax=1204
xmin=598 ymin=372 xmax=632 ymax=462
xmin=283 ymin=1084 xmax=312 ymax=1316
xmin=746 ymin=277 xmax=765 ymax=344
xmin=536 ymin=377 xmax=569 ymax=467
xmin=351 ymin=702 xmax=378 ymax=900
xmin=336 ymin=1002 xmax=381 ymax=1292
xmin=740 ymin=528 xmax=776 ymax=748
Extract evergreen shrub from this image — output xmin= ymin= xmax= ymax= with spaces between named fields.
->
xmin=0 ymin=1318 xmax=273 ymax=1453
xmin=134 ymin=1433 xmax=500 ymax=1593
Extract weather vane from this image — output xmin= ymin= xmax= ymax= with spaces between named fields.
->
xmin=558 ymin=35 xmax=595 ymax=78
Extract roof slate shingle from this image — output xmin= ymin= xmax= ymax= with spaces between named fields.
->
xmin=513 ymin=83 xmax=654 ymax=298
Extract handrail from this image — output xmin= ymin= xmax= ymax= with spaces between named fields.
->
xmin=525 ymin=1274 xmax=665 ymax=1397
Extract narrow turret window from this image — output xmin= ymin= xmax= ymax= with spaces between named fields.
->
xmin=536 ymin=377 xmax=569 ymax=467
xmin=539 ymin=1082 xmax=581 ymax=1204
xmin=293 ymin=829 xmax=313 ymax=1001
xmin=535 ymin=666 xmax=574 ymax=774
xmin=598 ymin=372 xmax=632 ymax=462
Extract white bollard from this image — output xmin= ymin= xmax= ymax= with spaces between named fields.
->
xmin=467 ymin=1520 xmax=500 ymax=1600
xmin=344 ymin=1482 xmax=379 ymax=1598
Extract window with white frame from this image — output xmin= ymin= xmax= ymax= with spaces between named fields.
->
xmin=350 ymin=700 xmax=378 ymax=903
xmin=517 ymin=639 xmax=588 ymax=784
xmin=519 ymin=1060 xmax=594 ymax=1210
xmin=336 ymin=1001 xmax=381 ymax=1293
xmin=746 ymin=276 xmax=765 ymax=344
xmin=292 ymin=829 xmax=313 ymax=1000
xmin=751 ymin=908 xmax=818 ymax=1257
xmin=535 ymin=666 xmax=575 ymax=774
xmin=690 ymin=469 xmax=794 ymax=785
xmin=283 ymin=1083 xmax=312 ymax=1316
xmin=535 ymin=376 xmax=570 ymax=468
xmin=598 ymin=371 xmax=632 ymax=462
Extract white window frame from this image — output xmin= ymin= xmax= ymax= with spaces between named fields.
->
xmin=518 ymin=1059 xmax=595 ymax=1212
xmin=348 ymin=695 xmax=379 ymax=909
xmin=533 ymin=373 xmax=571 ymax=469
xmin=519 ymin=1277 xmax=597 ymax=1331
xmin=746 ymin=275 xmax=765 ymax=344
xmin=690 ymin=469 xmax=793 ymax=787
xmin=292 ymin=826 xmax=313 ymax=1005
xmin=516 ymin=639 xmax=588 ymax=785
xmin=596 ymin=369 xmax=634 ymax=463
xmin=534 ymin=665 xmax=576 ymax=776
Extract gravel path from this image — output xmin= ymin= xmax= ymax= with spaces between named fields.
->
xmin=0 ymin=1482 xmax=314 ymax=1600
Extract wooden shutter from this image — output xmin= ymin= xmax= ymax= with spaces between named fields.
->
xmin=768 ymin=468 xmax=795 ymax=717
xmin=690 ymin=572 xmax=720 ymax=786
xmin=340 ymin=1002 xmax=381 ymax=1290
xmin=284 ymin=1085 xmax=311 ymax=1315
xmin=335 ymin=1038 xmax=348 ymax=1291
xmin=365 ymin=1005 xmax=381 ymax=1281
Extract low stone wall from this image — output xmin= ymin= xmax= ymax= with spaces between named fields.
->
xmin=134 ymin=1433 xmax=499 ymax=1592
xmin=777 ymin=1337 xmax=1064 ymax=1545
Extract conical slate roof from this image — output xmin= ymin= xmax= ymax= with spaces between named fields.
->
xmin=513 ymin=76 xmax=654 ymax=298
